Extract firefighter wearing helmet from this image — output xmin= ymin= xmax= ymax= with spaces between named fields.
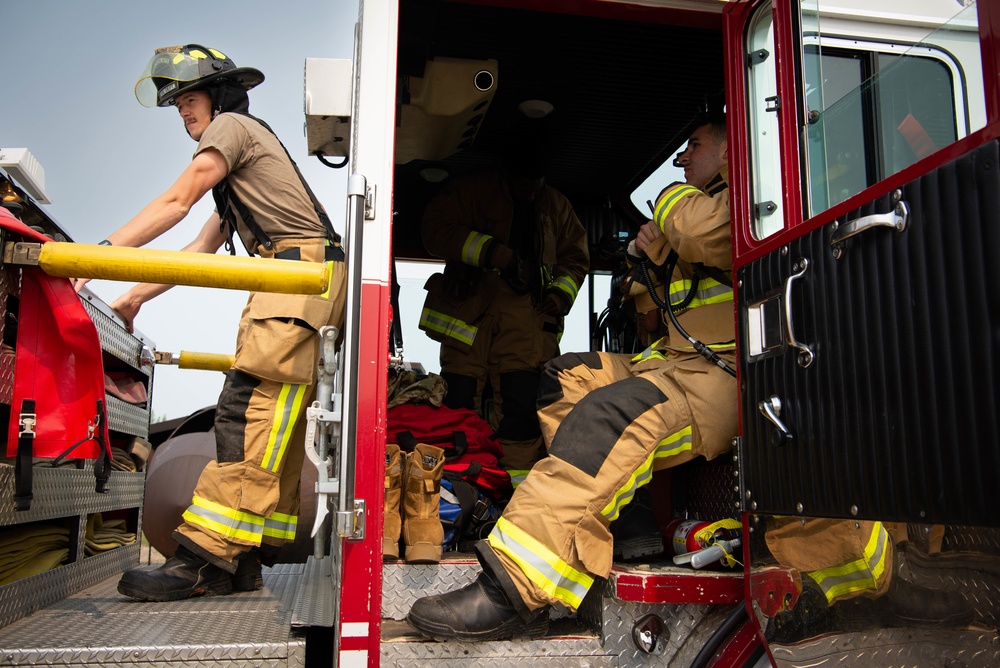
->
xmin=75 ymin=45 xmax=348 ymax=601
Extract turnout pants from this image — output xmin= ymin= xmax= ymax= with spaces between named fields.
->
xmin=175 ymin=240 xmax=347 ymax=571
xmin=480 ymin=348 xmax=737 ymax=613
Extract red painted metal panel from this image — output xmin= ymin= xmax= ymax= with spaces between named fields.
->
xmin=710 ymin=616 xmax=764 ymax=668
xmin=338 ymin=280 xmax=392 ymax=666
xmin=612 ymin=567 xmax=743 ymax=605
xmin=749 ymin=565 xmax=800 ymax=618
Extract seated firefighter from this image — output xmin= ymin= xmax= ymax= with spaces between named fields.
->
xmin=407 ymin=113 xmax=737 ymax=641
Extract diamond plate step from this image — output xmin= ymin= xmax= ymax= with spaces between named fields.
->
xmin=0 ymin=564 xmax=307 ymax=667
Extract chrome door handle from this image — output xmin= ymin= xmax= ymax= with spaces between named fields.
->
xmin=759 ymin=395 xmax=792 ymax=447
xmin=831 ymin=200 xmax=908 ymax=245
xmin=784 ymin=258 xmax=814 ymax=367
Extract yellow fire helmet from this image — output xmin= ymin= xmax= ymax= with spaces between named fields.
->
xmin=134 ymin=44 xmax=264 ymax=108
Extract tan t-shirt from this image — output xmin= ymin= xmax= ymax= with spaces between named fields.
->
xmin=195 ymin=113 xmax=328 ymax=253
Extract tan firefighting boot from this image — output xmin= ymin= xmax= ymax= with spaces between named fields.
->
xmin=383 ymin=443 xmax=403 ymax=560
xmin=402 ymin=443 xmax=445 ymax=563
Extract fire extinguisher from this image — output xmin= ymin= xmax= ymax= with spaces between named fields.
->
xmin=665 ymin=518 xmax=741 ymax=569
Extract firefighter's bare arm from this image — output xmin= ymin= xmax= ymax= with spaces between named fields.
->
xmin=106 ymin=149 xmax=229 ymax=248
xmin=72 ymin=149 xmax=229 ymax=293
xmin=107 ymin=212 xmax=228 ymax=331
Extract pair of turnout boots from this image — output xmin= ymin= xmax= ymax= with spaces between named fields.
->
xmin=383 ymin=443 xmax=445 ymax=563
xmin=117 ymin=546 xmax=263 ymax=602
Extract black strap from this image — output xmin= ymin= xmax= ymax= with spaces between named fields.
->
xmin=93 ymin=400 xmax=110 ymax=494
xmin=444 ymin=477 xmax=482 ymax=530
xmin=14 ymin=399 xmax=36 ymax=511
xmin=212 ymin=179 xmax=274 ymax=256
xmin=394 ymin=429 xmax=469 ymax=461
xmin=274 ymin=245 xmax=346 ymax=262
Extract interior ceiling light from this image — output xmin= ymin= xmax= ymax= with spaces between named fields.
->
xmin=419 ymin=167 xmax=450 ymax=183
xmin=518 ymin=99 xmax=554 ymax=119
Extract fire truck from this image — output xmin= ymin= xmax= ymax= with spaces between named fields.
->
xmin=0 ymin=0 xmax=998 ymax=666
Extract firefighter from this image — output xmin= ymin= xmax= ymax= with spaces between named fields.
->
xmin=407 ymin=114 xmax=735 ymax=640
xmin=74 ymin=44 xmax=347 ymax=601
xmin=419 ymin=133 xmax=589 ymax=481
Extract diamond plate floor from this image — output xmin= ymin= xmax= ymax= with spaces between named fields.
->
xmin=0 ymin=564 xmax=307 ymax=667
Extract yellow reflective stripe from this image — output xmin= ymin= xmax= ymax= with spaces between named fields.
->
xmin=462 ymin=232 xmax=493 ymax=266
xmin=809 ymin=522 xmax=890 ymax=604
xmin=654 ymin=184 xmax=699 ymax=232
xmin=603 ymin=427 xmax=693 ymax=521
xmin=419 ymin=308 xmax=478 ymax=346
xmin=549 ymin=275 xmax=579 ymax=302
xmin=262 ymin=383 xmax=308 ymax=472
xmin=208 ymin=48 xmax=227 ymax=60
xmin=506 ymin=470 xmax=531 ymax=489
xmin=183 ymin=495 xmax=265 ymax=543
xmin=631 ymin=338 xmax=667 ymax=363
xmin=668 ymin=277 xmax=733 ymax=308
xmin=263 ymin=512 xmax=298 ymax=540
xmin=488 ymin=517 xmax=593 ymax=609
xmin=632 ymin=347 xmax=666 ymax=364
xmin=188 ymin=49 xmax=208 ymax=60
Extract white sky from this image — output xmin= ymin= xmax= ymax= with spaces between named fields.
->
xmin=3 ymin=0 xmax=612 ymax=420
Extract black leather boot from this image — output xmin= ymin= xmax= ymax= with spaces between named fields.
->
xmin=117 ymin=545 xmax=233 ymax=602
xmin=886 ymin=575 xmax=974 ymax=627
xmin=611 ymin=487 xmax=665 ymax=561
xmin=407 ymin=567 xmax=549 ymax=641
xmin=233 ymin=548 xmax=263 ymax=592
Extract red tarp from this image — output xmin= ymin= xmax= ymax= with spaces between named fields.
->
xmin=1 ymin=208 xmax=110 ymax=459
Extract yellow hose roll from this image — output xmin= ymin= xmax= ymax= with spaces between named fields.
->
xmin=177 ymin=351 xmax=235 ymax=373
xmin=38 ymin=243 xmax=330 ymax=295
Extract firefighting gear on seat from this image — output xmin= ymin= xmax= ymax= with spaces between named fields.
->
xmin=135 ymin=44 xmax=264 ymax=108
xmin=402 ymin=443 xmax=446 ymax=563
xmin=420 ymin=160 xmax=589 ymax=474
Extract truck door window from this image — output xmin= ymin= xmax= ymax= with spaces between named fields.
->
xmin=800 ymin=0 xmax=984 ymax=216
xmin=746 ymin=2 xmax=783 ymax=240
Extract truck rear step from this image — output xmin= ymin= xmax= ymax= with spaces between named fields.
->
xmin=0 ymin=563 xmax=309 ymax=667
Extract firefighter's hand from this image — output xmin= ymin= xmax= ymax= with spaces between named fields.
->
xmin=500 ymin=254 xmax=530 ymax=295
xmin=109 ymin=295 xmax=141 ymax=334
xmin=635 ymin=220 xmax=664 ymax=255
xmin=72 ymin=277 xmax=91 ymax=293
xmin=536 ymin=291 xmax=570 ymax=317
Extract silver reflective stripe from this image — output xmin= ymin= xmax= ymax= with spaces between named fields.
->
xmin=462 ymin=232 xmax=492 ymax=266
xmin=488 ymin=517 xmax=593 ymax=609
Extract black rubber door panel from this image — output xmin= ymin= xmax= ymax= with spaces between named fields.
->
xmin=738 ymin=140 xmax=1000 ymax=526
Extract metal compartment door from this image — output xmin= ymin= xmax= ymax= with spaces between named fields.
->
xmin=738 ymin=140 xmax=1000 ymax=526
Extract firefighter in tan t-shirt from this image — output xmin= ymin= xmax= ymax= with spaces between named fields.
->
xmin=75 ymin=44 xmax=347 ymax=602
